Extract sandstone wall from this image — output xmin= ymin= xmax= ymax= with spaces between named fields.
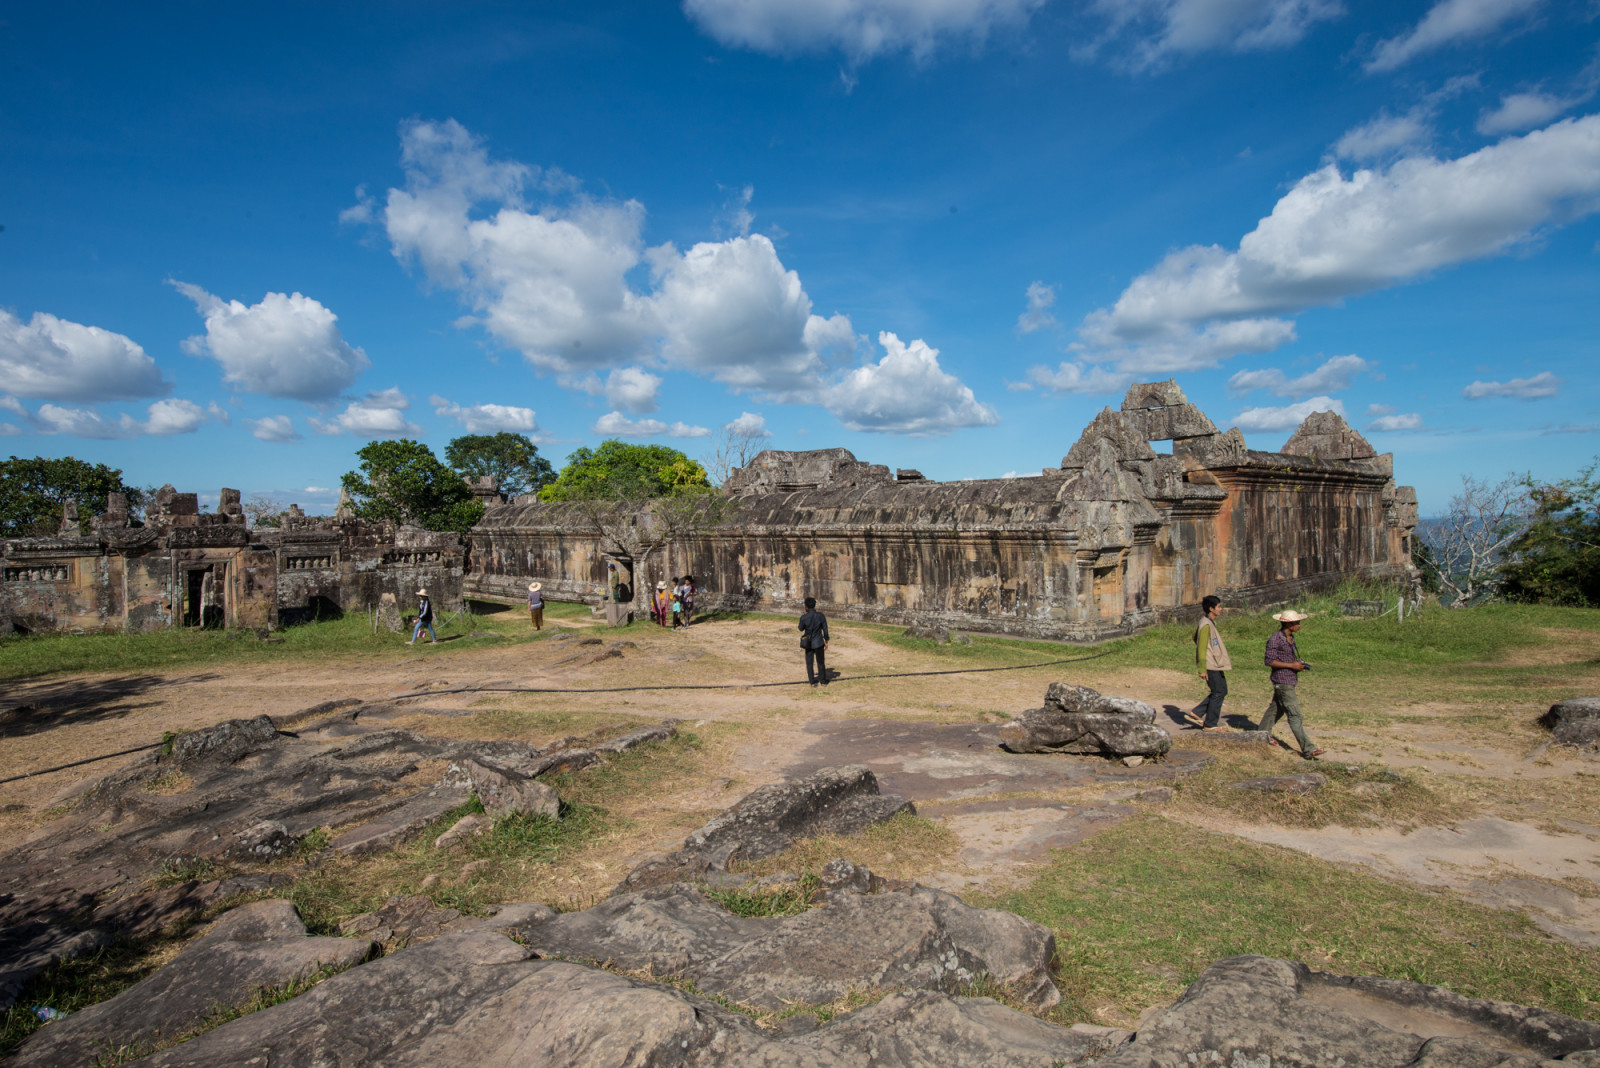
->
xmin=463 ymin=381 xmax=1417 ymax=641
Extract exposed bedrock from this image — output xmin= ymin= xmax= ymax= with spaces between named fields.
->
xmin=0 ymin=711 xmax=676 ymax=995
xmin=9 ymin=900 xmax=375 ymax=1067
xmin=101 ymin=924 xmax=1600 ymax=1068
xmin=612 ymin=765 xmax=914 ymax=894
xmin=513 ymin=881 xmax=1060 ymax=1012
xmin=118 ymin=928 xmax=1105 ymax=1068
xmin=1098 ymin=954 xmax=1600 ymax=1067
xmin=1000 ymin=684 xmax=1172 ymax=759
xmin=1543 ymin=697 xmax=1600 ymax=752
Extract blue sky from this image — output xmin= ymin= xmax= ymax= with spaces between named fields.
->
xmin=3 ymin=0 xmax=1597 ymax=514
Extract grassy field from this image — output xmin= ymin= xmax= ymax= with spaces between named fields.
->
xmin=0 ymin=600 xmax=592 ymax=681
xmin=984 ymin=815 xmax=1600 ymax=1026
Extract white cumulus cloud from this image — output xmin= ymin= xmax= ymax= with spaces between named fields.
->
xmin=1462 ymin=371 xmax=1562 ymax=399
xmin=602 ymin=367 xmax=661 ymax=414
xmin=1231 ymin=396 xmax=1344 ymax=433
xmin=1368 ymin=412 xmax=1424 ymax=431
xmin=593 ymin=411 xmax=711 ymax=438
xmin=1079 ymin=115 xmax=1600 ymax=371
xmin=1229 ymin=354 xmax=1370 ymax=397
xmin=649 ymin=234 xmax=848 ymax=398
xmin=684 ymin=0 xmax=1045 ymax=62
xmin=1478 ymin=90 xmax=1588 ymax=135
xmin=1017 ymin=281 xmax=1058 ymax=334
xmin=248 ymin=415 xmax=301 ymax=443
xmin=822 ymin=332 xmax=1000 ymax=434
xmin=309 ymin=387 xmax=422 ymax=437
xmin=726 ymin=411 xmax=771 ymax=436
xmin=28 ymin=399 xmax=216 ymax=439
xmin=1024 ymin=362 xmax=1132 ymax=395
xmin=172 ymin=282 xmax=370 ymax=401
xmin=431 ymin=395 xmax=541 ymax=434
xmin=0 ymin=310 xmax=170 ymax=402
xmin=1080 ymin=0 xmax=1344 ymax=70
xmin=1367 ymin=0 xmax=1543 ymax=72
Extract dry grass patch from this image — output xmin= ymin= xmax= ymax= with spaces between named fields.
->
xmin=985 ymin=815 xmax=1600 ymax=1027
xmin=1167 ymin=738 xmax=1458 ymax=830
xmin=730 ymin=810 xmax=962 ymax=886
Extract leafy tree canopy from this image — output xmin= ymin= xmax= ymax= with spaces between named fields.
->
xmin=444 ymin=432 xmax=555 ymax=501
xmin=340 ymin=439 xmax=484 ymax=533
xmin=1500 ymin=459 xmax=1600 ymax=607
xmin=0 ymin=455 xmax=145 ymax=538
xmin=539 ymin=440 xmax=711 ymax=502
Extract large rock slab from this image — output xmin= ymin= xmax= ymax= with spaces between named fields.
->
xmin=440 ymin=758 xmax=559 ymax=820
xmin=123 ymin=928 xmax=1102 ymax=1067
xmin=513 ymin=881 xmax=1061 ymax=1011
xmin=1097 ymin=955 xmax=1600 ymax=1067
xmin=614 ymin=765 xmax=913 ymax=894
xmin=9 ymin=901 xmax=374 ymax=1067
xmin=1001 ymin=683 xmax=1172 ymax=758
xmin=1543 ymin=697 xmax=1600 ymax=751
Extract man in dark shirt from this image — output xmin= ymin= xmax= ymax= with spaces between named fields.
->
xmin=798 ymin=597 xmax=830 ymax=687
xmin=1261 ymin=610 xmax=1324 ymax=758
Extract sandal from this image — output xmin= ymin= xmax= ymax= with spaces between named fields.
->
xmin=1182 ymin=711 xmax=1205 ymax=727
xmin=1304 ymin=747 xmax=1327 ymax=759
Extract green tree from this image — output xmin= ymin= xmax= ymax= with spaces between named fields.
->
xmin=539 ymin=440 xmax=711 ymax=502
xmin=0 ymin=455 xmax=145 ymax=538
xmin=444 ymin=432 xmax=555 ymax=501
xmin=1500 ymin=459 xmax=1600 ymax=607
xmin=340 ymin=440 xmax=484 ymax=533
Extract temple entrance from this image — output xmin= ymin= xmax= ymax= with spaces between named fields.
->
xmin=182 ymin=564 xmax=226 ymax=628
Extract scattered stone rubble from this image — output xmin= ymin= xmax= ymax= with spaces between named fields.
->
xmin=1000 ymin=684 xmax=1173 ymax=760
xmin=1543 ymin=697 xmax=1600 ymax=753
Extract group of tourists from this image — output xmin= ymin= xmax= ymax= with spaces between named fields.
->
xmin=650 ymin=575 xmax=696 ymax=630
xmin=1185 ymin=594 xmax=1326 ymax=759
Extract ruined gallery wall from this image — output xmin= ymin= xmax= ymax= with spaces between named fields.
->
xmin=1 ymin=494 xmax=466 ymax=634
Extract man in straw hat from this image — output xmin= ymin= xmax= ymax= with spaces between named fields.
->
xmin=407 ymin=587 xmax=437 ymax=645
xmin=1261 ymin=609 xmax=1325 ymax=758
xmin=527 ymin=582 xmax=544 ymax=631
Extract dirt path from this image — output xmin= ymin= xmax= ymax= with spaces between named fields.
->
xmin=3 ymin=611 xmax=1597 ymax=948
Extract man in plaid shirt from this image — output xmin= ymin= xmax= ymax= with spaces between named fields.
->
xmin=1261 ymin=610 xmax=1325 ymax=759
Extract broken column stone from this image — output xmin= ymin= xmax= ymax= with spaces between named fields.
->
xmin=1000 ymin=684 xmax=1172 ymax=759
xmin=376 ymin=591 xmax=403 ymax=632
xmin=443 ymin=758 xmax=561 ymax=820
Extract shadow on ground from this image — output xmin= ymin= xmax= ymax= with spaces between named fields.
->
xmin=0 ymin=674 xmax=222 ymax=739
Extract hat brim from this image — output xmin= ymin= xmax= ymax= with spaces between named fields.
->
xmin=1273 ymin=611 xmax=1308 ymax=622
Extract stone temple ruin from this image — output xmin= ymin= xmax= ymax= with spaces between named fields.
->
xmin=468 ymin=381 xmax=1418 ymax=641
xmin=0 ymin=486 xmax=464 ymax=635
xmin=1 ymin=381 xmax=1417 ymax=639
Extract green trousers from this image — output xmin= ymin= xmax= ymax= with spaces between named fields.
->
xmin=1261 ymin=683 xmax=1314 ymax=753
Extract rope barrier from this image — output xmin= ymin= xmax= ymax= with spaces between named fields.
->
xmin=0 ymin=648 xmax=1118 ymax=783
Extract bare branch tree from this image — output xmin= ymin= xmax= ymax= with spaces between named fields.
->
xmin=242 ymin=494 xmax=287 ymax=529
xmin=565 ymin=491 xmax=742 ymax=602
xmin=1417 ymin=474 xmax=1533 ymax=607
xmin=704 ymin=422 xmax=772 ymax=486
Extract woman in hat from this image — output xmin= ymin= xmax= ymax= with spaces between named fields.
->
xmin=527 ymin=582 xmax=544 ymax=631
xmin=652 ymin=580 xmax=669 ymax=627
xmin=408 ymin=587 xmax=436 ymax=645
xmin=1261 ymin=610 xmax=1324 ymax=758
